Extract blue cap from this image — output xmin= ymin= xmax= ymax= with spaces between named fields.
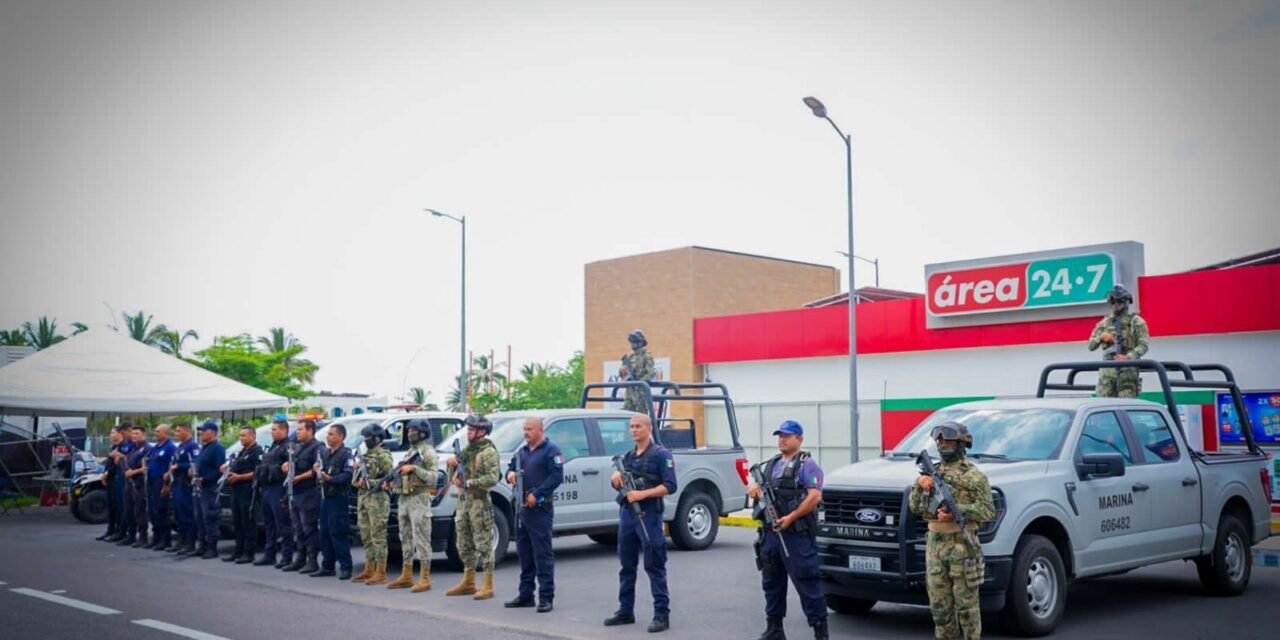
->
xmin=197 ymin=421 xmax=219 ymax=432
xmin=773 ymin=420 xmax=804 ymax=436
xmin=272 ymin=413 xmax=289 ymax=424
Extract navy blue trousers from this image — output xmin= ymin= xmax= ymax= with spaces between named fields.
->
xmin=107 ymin=475 xmax=125 ymax=534
xmin=125 ymin=479 xmax=147 ymax=536
xmin=516 ymin=506 xmax=556 ymax=601
xmin=172 ymin=481 xmax=194 ymax=538
xmin=617 ymin=507 xmax=669 ymax=617
xmin=146 ymin=474 xmax=171 ymax=541
xmin=761 ymin=528 xmax=827 ymax=624
xmin=194 ymin=482 xmax=219 ymax=544
xmin=319 ymin=495 xmax=352 ymax=571
xmin=290 ymin=487 xmax=320 ymax=552
xmin=262 ymin=484 xmax=293 ymax=554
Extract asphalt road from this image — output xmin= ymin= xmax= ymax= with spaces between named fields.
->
xmin=1 ymin=510 xmax=1277 ymax=640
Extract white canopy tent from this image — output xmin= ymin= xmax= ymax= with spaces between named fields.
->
xmin=0 ymin=329 xmax=287 ymax=417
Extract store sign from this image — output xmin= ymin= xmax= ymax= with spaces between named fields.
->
xmin=927 ymin=252 xmax=1116 ymax=317
xmin=1217 ymin=391 xmax=1280 ymax=447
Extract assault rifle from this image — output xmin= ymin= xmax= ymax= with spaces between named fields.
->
xmin=449 ymin=439 xmax=466 ymax=496
xmin=512 ymin=446 xmax=526 ymax=532
xmin=216 ymin=452 xmax=237 ymax=495
xmin=916 ymin=450 xmax=979 ymax=550
xmin=190 ymin=445 xmax=202 ymax=505
xmin=611 ymin=455 xmax=651 ymax=546
xmin=285 ymin=444 xmax=296 ymax=511
xmin=748 ymin=463 xmax=789 ymax=559
xmin=1107 ymin=314 xmax=1125 ymax=359
xmin=372 ymin=448 xmax=423 ymax=492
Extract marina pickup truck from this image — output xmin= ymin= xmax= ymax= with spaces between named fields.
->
xmin=817 ymin=360 xmax=1272 ymax=636
xmin=370 ymin=381 xmax=750 ymax=568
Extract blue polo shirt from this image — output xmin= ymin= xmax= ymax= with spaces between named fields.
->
xmin=195 ymin=440 xmax=225 ymax=487
xmin=506 ymin=439 xmax=565 ymax=505
xmin=146 ymin=439 xmax=176 ymax=478
xmin=173 ymin=439 xmax=198 ymax=480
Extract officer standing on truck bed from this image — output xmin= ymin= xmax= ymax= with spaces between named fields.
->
xmin=446 ymin=413 xmax=501 ymax=601
xmin=620 ymin=330 xmax=655 ymax=414
xmin=1087 ymin=284 xmax=1150 ymax=398
xmin=747 ymin=420 xmax=828 ymax=640
xmin=910 ymin=421 xmax=995 ymax=640
xmin=604 ymin=413 xmax=677 ymax=634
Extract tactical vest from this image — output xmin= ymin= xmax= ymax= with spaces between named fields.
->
xmin=766 ymin=451 xmax=816 ymax=532
xmin=394 ymin=443 xmax=434 ymax=495
xmin=625 ymin=444 xmax=668 ymax=511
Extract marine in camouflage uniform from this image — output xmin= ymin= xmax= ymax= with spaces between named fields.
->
xmin=446 ymin=414 xmax=502 ymax=600
xmin=386 ymin=419 xmax=440 ymax=593
xmin=621 ymin=330 xmax=655 ymax=413
xmin=351 ymin=426 xmax=393 ymax=585
xmin=1087 ymin=284 xmax=1150 ymax=398
xmin=909 ymin=422 xmax=995 ymax=640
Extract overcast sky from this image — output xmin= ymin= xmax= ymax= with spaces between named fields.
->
xmin=2 ymin=0 xmax=1278 ymax=402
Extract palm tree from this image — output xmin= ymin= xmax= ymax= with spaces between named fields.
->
xmin=446 ymin=374 xmax=467 ymax=412
xmin=152 ymin=326 xmax=200 ymax=358
xmin=22 ymin=316 xmax=71 ymax=350
xmin=0 ymin=329 xmax=27 ymax=346
xmin=120 ymin=311 xmax=161 ymax=345
xmin=470 ymin=353 xmax=507 ymax=394
xmin=257 ymin=327 xmax=299 ymax=354
xmin=257 ymin=327 xmax=316 ymax=385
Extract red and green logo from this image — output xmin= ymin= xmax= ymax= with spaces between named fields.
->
xmin=927 ymin=253 xmax=1115 ymax=317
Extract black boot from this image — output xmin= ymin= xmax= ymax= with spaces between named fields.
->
xmin=235 ymin=549 xmax=254 ymax=564
xmin=647 ymin=617 xmax=670 ymax=633
xmin=310 ymin=564 xmax=336 ymax=578
xmin=116 ymin=532 xmax=136 ymax=546
xmin=299 ymin=550 xmax=320 ymax=575
xmin=338 ymin=566 xmax=352 ymax=581
xmin=604 ymin=611 xmax=636 ymax=626
xmin=757 ymin=617 xmax=786 ymax=640
xmin=811 ymin=619 xmax=829 ymax=640
xmin=131 ymin=533 xmax=149 ymax=548
xmin=201 ymin=540 xmax=218 ymax=559
xmin=96 ymin=529 xmax=114 ymax=541
xmin=275 ymin=548 xmax=294 ymax=569
xmin=163 ymin=536 xmax=181 ymax=552
xmin=253 ymin=549 xmax=277 ymax=567
xmin=106 ymin=531 xmax=127 ymax=543
xmin=282 ymin=550 xmax=307 ymax=572
xmin=142 ymin=533 xmax=159 ymax=549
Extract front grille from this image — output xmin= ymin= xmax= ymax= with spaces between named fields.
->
xmin=820 ymin=489 xmax=904 ymax=526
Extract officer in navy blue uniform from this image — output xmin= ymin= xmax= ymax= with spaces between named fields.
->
xmin=145 ymin=424 xmax=177 ymax=550
xmin=193 ymin=421 xmax=226 ymax=559
xmin=604 ymin=413 xmax=678 ymax=634
xmin=98 ymin=425 xmax=131 ymax=542
xmin=503 ymin=417 xmax=565 ymax=612
xmin=120 ymin=425 xmax=152 ymax=547
xmin=170 ymin=422 xmax=199 ymax=555
xmin=255 ymin=416 xmax=295 ymax=568
xmin=282 ymin=419 xmax=323 ymax=574
xmin=748 ymin=420 xmax=828 ymax=640
xmin=222 ymin=426 xmax=264 ymax=563
xmin=311 ymin=423 xmax=356 ymax=579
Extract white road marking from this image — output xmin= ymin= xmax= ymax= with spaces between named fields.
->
xmin=9 ymin=588 xmax=121 ymax=614
xmin=50 ymin=589 xmax=66 ymax=594
xmin=133 ymin=619 xmax=233 ymax=640
xmin=0 ymin=581 xmax=6 ymax=585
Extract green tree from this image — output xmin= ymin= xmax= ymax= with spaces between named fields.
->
xmin=470 ymin=353 xmax=507 ymax=395
xmin=0 ymin=329 xmax=28 ymax=346
xmin=121 ymin=310 xmax=162 ymax=345
xmin=21 ymin=316 xmax=82 ymax=350
xmin=257 ymin=327 xmax=317 ymax=384
xmin=503 ymin=352 xmax=584 ymax=410
xmin=192 ymin=334 xmax=312 ymax=400
xmin=409 ymin=386 xmax=429 ymax=406
xmin=152 ymin=326 xmax=200 ymax=358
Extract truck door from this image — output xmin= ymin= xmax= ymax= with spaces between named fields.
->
xmin=1122 ymin=409 xmax=1202 ymax=560
xmin=541 ymin=418 xmax=602 ymax=527
xmin=1071 ymin=410 xmax=1154 ymax=573
xmin=595 ymin=417 xmax=637 ymax=524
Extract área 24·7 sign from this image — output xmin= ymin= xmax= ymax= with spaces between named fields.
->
xmin=927 ymin=253 xmax=1116 ymax=317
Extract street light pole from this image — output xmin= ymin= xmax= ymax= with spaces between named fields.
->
xmin=427 ymin=208 xmax=467 ymax=412
xmin=836 ymin=251 xmax=879 ymax=288
xmin=804 ymin=96 xmax=860 ymax=463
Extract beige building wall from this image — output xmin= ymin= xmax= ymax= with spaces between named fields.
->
xmin=584 ymin=246 xmax=839 ymax=443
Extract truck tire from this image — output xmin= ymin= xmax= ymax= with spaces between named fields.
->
xmin=445 ymin=506 xmax=510 ymax=571
xmin=73 ymin=488 xmax=109 ymax=525
xmin=1195 ymin=513 xmax=1251 ymax=597
xmin=588 ymin=532 xmax=618 ymax=546
xmin=669 ymin=490 xmax=718 ymax=551
xmin=999 ymin=534 xmax=1067 ymax=637
xmin=825 ymin=594 xmax=875 ymax=615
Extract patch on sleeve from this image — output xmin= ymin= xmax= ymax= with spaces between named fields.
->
xmin=666 ymin=458 xmax=674 ymax=469
xmin=553 ymin=455 xmax=564 ymax=466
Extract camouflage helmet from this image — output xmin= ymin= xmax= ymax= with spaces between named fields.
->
xmin=930 ymin=421 xmax=974 ymax=448
xmin=628 ymin=329 xmax=648 ymax=348
xmin=404 ymin=419 xmax=431 ymax=440
xmin=464 ymin=413 xmax=493 ymax=433
xmin=360 ymin=424 xmax=388 ymax=445
xmin=1105 ymin=284 xmax=1133 ymax=304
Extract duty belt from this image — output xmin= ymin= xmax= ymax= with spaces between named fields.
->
xmin=927 ymin=521 xmax=979 ymax=534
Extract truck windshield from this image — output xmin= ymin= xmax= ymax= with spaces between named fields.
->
xmin=892 ymin=408 xmax=1075 ymax=461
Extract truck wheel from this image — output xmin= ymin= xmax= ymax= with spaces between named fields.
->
xmin=1195 ymin=514 xmax=1251 ymax=596
xmin=670 ymin=490 xmax=718 ymax=551
xmin=999 ymin=534 xmax=1066 ymax=637
xmin=74 ymin=488 xmax=109 ymax=525
xmin=588 ymin=532 xmax=618 ymax=546
xmin=825 ymin=594 xmax=875 ymax=615
xmin=445 ymin=507 xmax=510 ymax=570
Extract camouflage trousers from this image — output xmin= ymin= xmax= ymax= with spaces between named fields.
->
xmin=456 ymin=493 xmax=495 ymax=573
xmin=925 ymin=530 xmax=984 ymax=640
xmin=397 ymin=492 xmax=433 ymax=563
xmin=622 ymin=391 xmax=648 ymax=414
xmin=357 ymin=491 xmax=390 ymax=564
xmin=1096 ymin=366 xmax=1141 ymax=398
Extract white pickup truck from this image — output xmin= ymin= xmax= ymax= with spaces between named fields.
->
xmin=817 ymin=360 xmax=1273 ymax=636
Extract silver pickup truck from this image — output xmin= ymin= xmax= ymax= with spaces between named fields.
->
xmin=818 ymin=361 xmax=1273 ymax=636
xmin=379 ymin=381 xmax=750 ymax=569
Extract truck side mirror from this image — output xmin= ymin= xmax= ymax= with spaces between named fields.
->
xmin=1076 ymin=453 xmax=1126 ymax=480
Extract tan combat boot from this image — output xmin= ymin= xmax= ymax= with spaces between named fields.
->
xmin=366 ymin=562 xmax=388 ymax=586
xmin=446 ymin=569 xmax=476 ymax=596
xmin=387 ymin=561 xmax=414 ymax=589
xmin=350 ymin=563 xmax=372 ymax=583
xmin=473 ymin=572 xmax=494 ymax=600
xmin=411 ymin=561 xmax=432 ymax=592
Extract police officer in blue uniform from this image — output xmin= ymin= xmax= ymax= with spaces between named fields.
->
xmin=120 ymin=425 xmax=151 ymax=547
xmin=171 ymin=422 xmax=199 ymax=555
xmin=748 ymin=420 xmax=828 ymax=640
xmin=223 ymin=426 xmax=263 ymax=563
xmin=255 ymin=416 xmax=294 ymax=568
xmin=145 ymin=424 xmax=176 ymax=550
xmin=193 ymin=421 xmax=226 ymax=560
xmin=605 ymin=413 xmax=678 ymax=633
xmin=311 ymin=423 xmax=356 ymax=579
xmin=282 ymin=419 xmax=323 ymax=574
xmin=503 ymin=417 xmax=565 ymax=612
xmin=99 ymin=425 xmax=131 ymax=542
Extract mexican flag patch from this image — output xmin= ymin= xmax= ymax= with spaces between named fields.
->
xmin=666 ymin=459 xmax=674 ymax=469
xmin=553 ymin=455 xmax=564 ymax=465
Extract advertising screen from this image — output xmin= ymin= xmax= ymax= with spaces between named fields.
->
xmin=1216 ymin=391 xmax=1280 ymax=446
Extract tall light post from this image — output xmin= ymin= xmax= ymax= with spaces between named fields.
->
xmin=426 ymin=208 xmax=467 ymax=412
xmin=836 ymin=251 xmax=879 ymax=288
xmin=804 ymin=96 xmax=860 ymax=463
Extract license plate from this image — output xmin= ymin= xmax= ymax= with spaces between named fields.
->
xmin=847 ymin=555 xmax=880 ymax=572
